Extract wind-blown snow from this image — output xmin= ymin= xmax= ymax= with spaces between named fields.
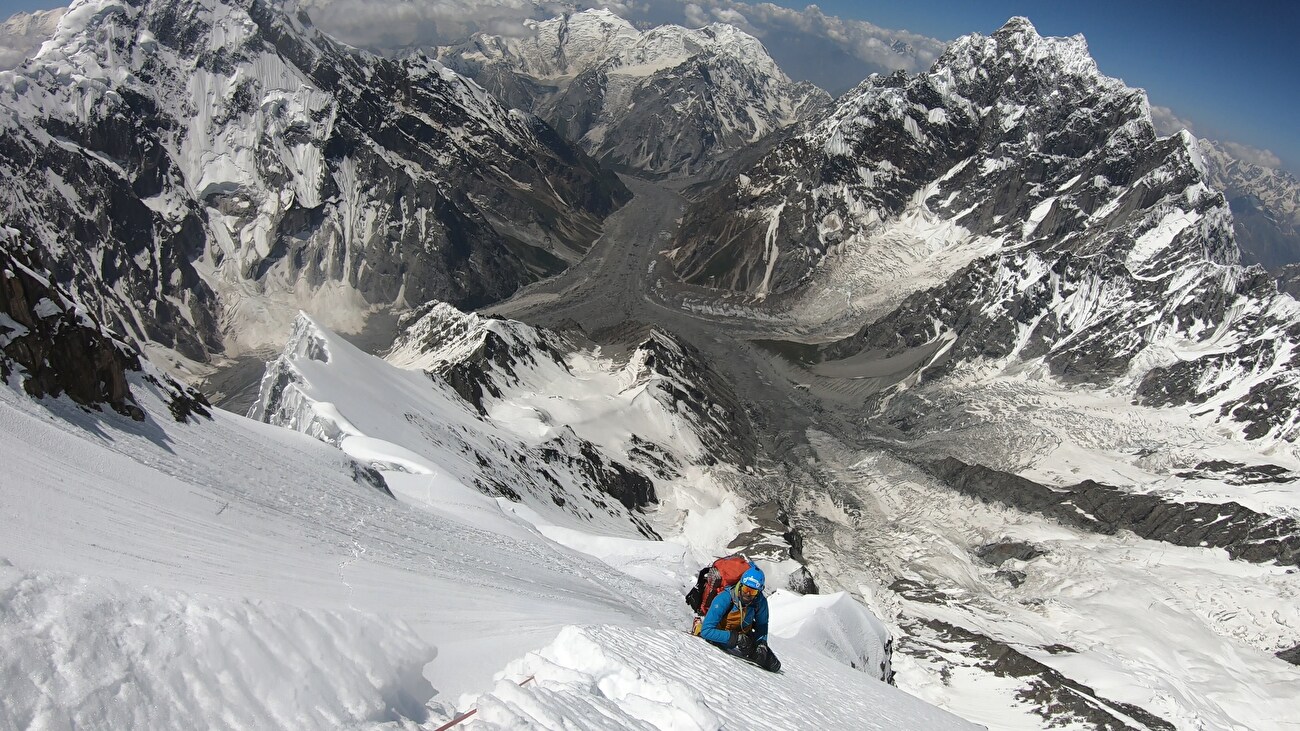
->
xmin=459 ymin=625 xmax=965 ymax=730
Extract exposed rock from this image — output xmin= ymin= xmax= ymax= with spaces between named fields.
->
xmin=1172 ymin=460 xmax=1296 ymax=486
xmin=348 ymin=461 xmax=394 ymax=499
xmin=929 ymin=458 xmax=1300 ymax=567
xmin=440 ymin=9 xmax=830 ymax=179
xmin=995 ymin=569 xmax=1028 ymax=587
xmin=976 ymin=541 xmax=1047 ymax=566
xmin=1 ymin=234 xmax=210 ymax=421
xmin=0 ymin=0 xmax=628 ymax=365
xmin=1277 ymin=644 xmax=1300 ymax=666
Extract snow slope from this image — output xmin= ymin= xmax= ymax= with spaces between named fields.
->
xmin=0 ymin=322 xmax=966 ymax=728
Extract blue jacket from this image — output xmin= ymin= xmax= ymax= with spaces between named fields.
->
xmin=699 ymin=584 xmax=769 ymax=646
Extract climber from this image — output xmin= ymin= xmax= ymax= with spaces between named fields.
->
xmin=696 ymin=565 xmax=781 ymax=672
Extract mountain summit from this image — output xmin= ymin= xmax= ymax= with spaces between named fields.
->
xmin=440 ymin=9 xmax=830 ymax=178
xmin=669 ymin=17 xmax=1300 ymax=442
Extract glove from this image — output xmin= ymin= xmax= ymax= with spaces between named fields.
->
xmin=734 ymin=632 xmax=756 ymax=656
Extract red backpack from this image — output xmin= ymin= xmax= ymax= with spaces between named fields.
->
xmin=685 ymin=555 xmax=753 ymax=615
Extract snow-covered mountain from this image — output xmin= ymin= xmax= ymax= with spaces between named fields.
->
xmin=1 ymin=226 xmax=210 ymax=423
xmin=246 ymin=303 xmax=832 ymax=586
xmin=0 ymin=0 xmax=627 ymax=369
xmin=0 ymin=7 xmax=65 ymax=68
xmin=0 ymin=285 xmax=978 ymax=727
xmin=670 ymin=17 xmax=1300 ymax=444
xmin=1196 ymin=137 xmax=1300 ymax=270
xmin=439 ymin=9 xmax=831 ymax=178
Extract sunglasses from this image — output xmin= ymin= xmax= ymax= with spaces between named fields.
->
xmin=738 ymin=584 xmax=760 ymax=599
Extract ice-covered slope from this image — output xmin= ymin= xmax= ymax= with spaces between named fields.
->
xmin=250 ymin=309 xmax=666 ymax=539
xmin=0 ymin=306 xmax=977 ymax=728
xmin=0 ymin=0 xmax=627 ymax=368
xmin=440 ymin=9 xmax=830 ymax=178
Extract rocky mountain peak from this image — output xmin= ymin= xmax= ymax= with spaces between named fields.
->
xmin=0 ymin=0 xmax=626 ymax=369
xmin=933 ymin=16 xmax=1122 ymax=110
xmin=439 ymin=10 xmax=829 ymax=178
xmin=669 ymin=19 xmax=1300 ymax=442
xmin=517 ymin=9 xmax=640 ymax=78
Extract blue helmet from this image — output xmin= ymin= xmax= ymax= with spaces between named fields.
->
xmin=737 ymin=566 xmax=765 ymax=604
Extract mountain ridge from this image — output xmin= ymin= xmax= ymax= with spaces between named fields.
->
xmin=0 ymin=0 xmax=627 ymax=369
xmin=439 ymin=8 xmax=831 ymax=178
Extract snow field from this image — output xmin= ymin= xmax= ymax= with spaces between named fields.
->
xmin=460 ymin=625 xmax=973 ymax=731
xmin=801 ymin=435 xmax=1300 ymax=730
xmin=0 ymin=563 xmax=434 ymax=730
xmin=0 ymin=376 xmax=664 ymax=727
xmin=0 ymin=309 xmax=935 ymax=730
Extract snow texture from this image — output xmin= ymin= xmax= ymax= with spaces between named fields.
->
xmin=0 ymin=309 xmax=951 ymax=729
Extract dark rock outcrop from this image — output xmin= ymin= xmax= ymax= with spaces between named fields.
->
xmin=929 ymin=458 xmax=1300 ymax=567
xmin=1 ymin=235 xmax=210 ymax=421
xmin=976 ymin=541 xmax=1047 ymax=566
xmin=1277 ymin=644 xmax=1300 ymax=667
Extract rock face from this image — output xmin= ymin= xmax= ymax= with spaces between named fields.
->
xmin=674 ymin=17 xmax=1300 ymax=442
xmin=439 ymin=9 xmax=830 ymax=179
xmin=0 ymin=0 xmax=627 ymax=365
xmin=1196 ymin=139 xmax=1300 ymax=270
xmin=0 ymin=229 xmax=210 ymax=422
xmin=930 ymin=458 xmax=1300 ymax=567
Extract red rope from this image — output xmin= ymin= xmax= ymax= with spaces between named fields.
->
xmin=432 ymin=676 xmax=535 ymax=731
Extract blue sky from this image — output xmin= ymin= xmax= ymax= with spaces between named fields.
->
xmin=792 ymin=0 xmax=1299 ymax=173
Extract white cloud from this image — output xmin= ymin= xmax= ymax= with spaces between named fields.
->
xmin=1151 ymin=105 xmax=1284 ymax=171
xmin=670 ymin=0 xmax=945 ymax=73
xmin=298 ymin=0 xmax=570 ymax=48
xmin=682 ymin=3 xmax=709 ymax=28
xmin=1219 ymin=140 xmax=1284 ymax=170
xmin=1150 ymin=105 xmax=1196 ymax=136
